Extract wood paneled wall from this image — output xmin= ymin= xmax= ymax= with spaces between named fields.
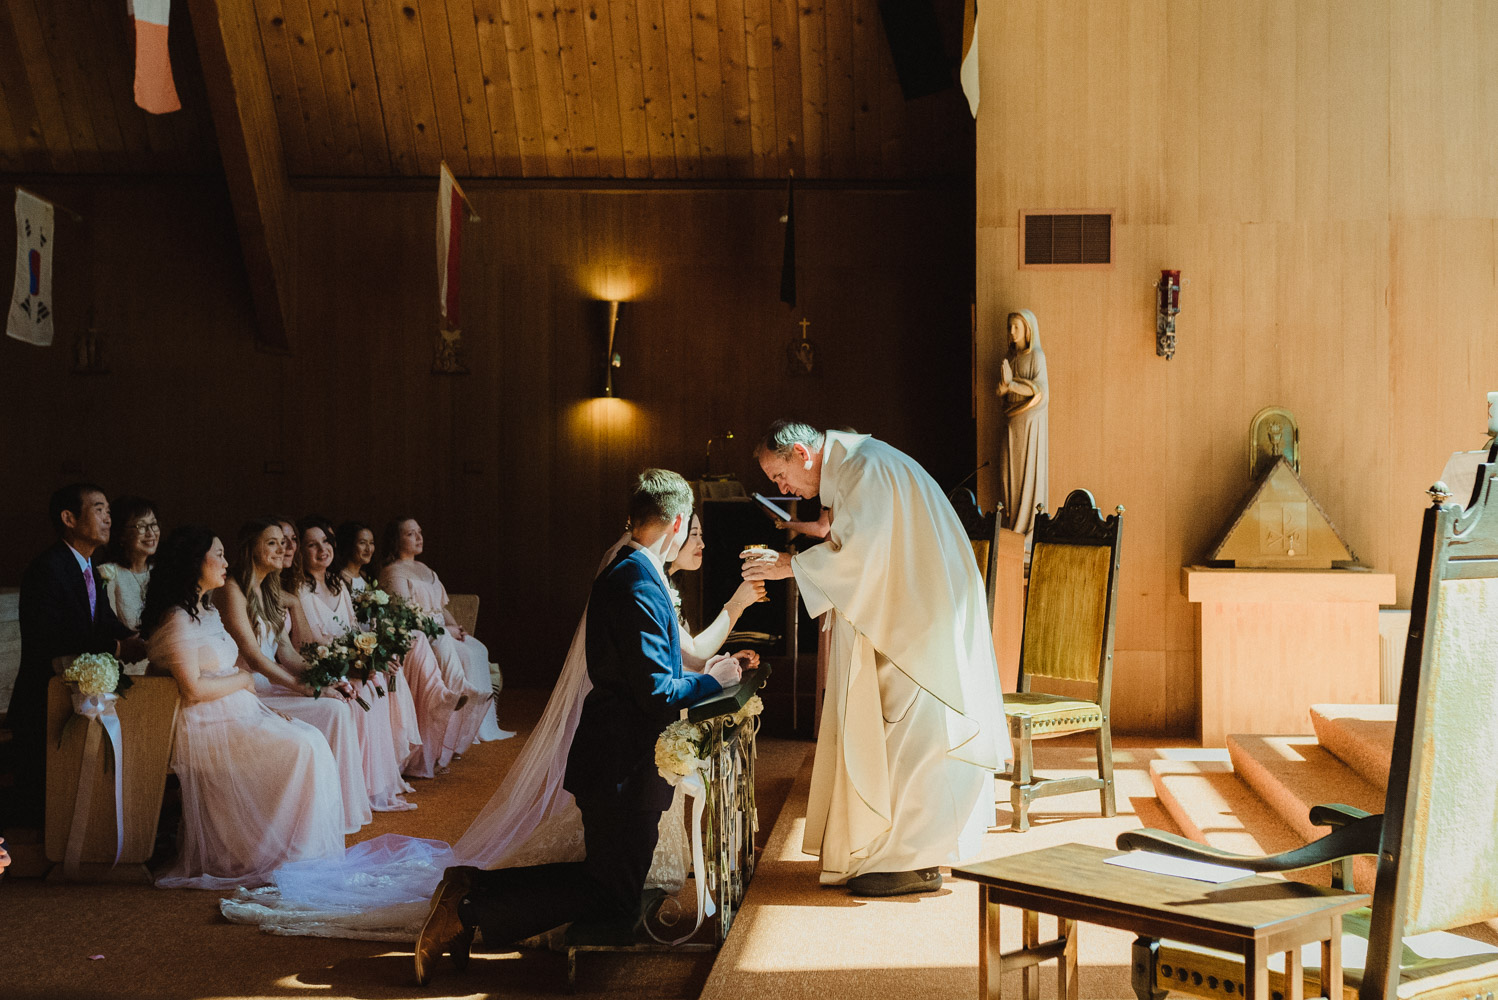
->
xmin=975 ymin=1 xmax=1498 ymax=734
xmin=0 ymin=176 xmax=973 ymax=688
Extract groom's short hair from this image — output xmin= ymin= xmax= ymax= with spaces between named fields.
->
xmin=628 ymin=469 xmax=694 ymax=527
xmin=755 ymin=420 xmax=824 ymax=460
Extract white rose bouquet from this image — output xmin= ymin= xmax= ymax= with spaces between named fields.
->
xmin=65 ymin=651 xmax=129 ymax=696
xmin=655 ymin=719 xmax=708 ymax=783
xmin=731 ymin=694 xmax=764 ymax=727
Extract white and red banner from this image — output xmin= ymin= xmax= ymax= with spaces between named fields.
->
xmin=130 ymin=0 xmax=181 ymax=115
xmin=7 ymin=189 xmax=54 ymax=347
xmin=437 ymin=163 xmax=477 ymax=330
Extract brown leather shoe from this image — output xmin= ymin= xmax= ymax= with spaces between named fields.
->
xmin=414 ymin=867 xmax=476 ymax=986
xmin=846 ymin=867 xmax=944 ymax=897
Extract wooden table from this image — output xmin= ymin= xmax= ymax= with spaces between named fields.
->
xmin=953 ymin=843 xmax=1367 ymax=1000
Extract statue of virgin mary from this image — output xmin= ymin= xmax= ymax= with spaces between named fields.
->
xmin=997 ymin=309 xmax=1049 ymax=537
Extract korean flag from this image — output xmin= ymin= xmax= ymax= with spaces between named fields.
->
xmin=8 ymin=189 xmax=54 ymax=346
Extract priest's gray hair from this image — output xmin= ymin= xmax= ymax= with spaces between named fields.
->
xmin=628 ymin=468 xmax=694 ymax=527
xmin=756 ymin=419 xmax=825 ymax=460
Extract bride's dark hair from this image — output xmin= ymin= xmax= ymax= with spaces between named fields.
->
xmin=141 ymin=525 xmax=219 ymax=638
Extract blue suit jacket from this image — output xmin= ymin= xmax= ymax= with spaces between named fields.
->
xmin=565 ymin=546 xmax=722 ymax=811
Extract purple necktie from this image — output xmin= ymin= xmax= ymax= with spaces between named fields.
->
xmin=83 ymin=564 xmax=97 ymax=620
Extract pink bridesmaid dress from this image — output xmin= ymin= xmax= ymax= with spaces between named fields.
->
xmin=251 ymin=613 xmax=372 ymax=834
xmin=150 ymin=606 xmax=345 ymax=889
xmin=396 ymin=629 xmax=465 ymax=778
xmin=291 ymin=583 xmax=416 ymax=812
xmin=380 ymin=560 xmax=509 ymax=757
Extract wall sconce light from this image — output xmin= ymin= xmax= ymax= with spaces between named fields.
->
xmin=1155 ymin=269 xmax=1181 ymax=359
xmin=602 ymin=300 xmax=623 ymax=397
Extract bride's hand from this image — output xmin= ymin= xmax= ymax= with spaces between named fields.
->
xmin=725 ymin=579 xmax=764 ymax=615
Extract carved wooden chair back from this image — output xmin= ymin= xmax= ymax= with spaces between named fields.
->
xmin=948 ymin=486 xmax=1001 ymax=619
xmin=1018 ymin=489 xmax=1123 ymax=698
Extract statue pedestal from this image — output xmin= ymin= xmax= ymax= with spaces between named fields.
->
xmin=1182 ymin=567 xmax=1395 ymax=747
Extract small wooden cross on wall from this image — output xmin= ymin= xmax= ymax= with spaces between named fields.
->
xmin=787 ymin=316 xmax=816 ymax=375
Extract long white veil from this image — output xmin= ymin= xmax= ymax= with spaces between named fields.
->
xmin=220 ymin=536 xmax=633 ymax=940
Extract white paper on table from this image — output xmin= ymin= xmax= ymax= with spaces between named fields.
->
xmin=1105 ymin=851 xmax=1255 ymax=884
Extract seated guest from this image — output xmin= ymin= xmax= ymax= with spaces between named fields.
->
xmin=273 ymin=516 xmax=299 ymax=592
xmin=328 ymin=515 xmax=462 ymax=780
xmin=144 ymin=526 xmax=345 ymax=888
xmin=379 ymin=518 xmax=504 ymax=756
xmin=413 ymin=470 xmax=743 ymax=985
xmin=214 ymin=518 xmax=372 ymax=834
xmin=7 ymin=484 xmax=140 ymax=829
xmin=287 ymin=517 xmax=416 ymax=811
xmin=335 ymin=521 xmax=376 ymax=593
xmin=97 ymin=495 xmax=159 ymax=631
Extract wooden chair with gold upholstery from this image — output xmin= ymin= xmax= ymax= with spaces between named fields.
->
xmin=447 ymin=593 xmax=502 ymax=698
xmin=1116 ymin=462 xmax=1498 ymax=1000
xmin=997 ymin=488 xmax=1123 ymax=832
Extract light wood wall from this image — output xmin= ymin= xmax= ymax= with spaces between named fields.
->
xmin=0 ymin=177 xmax=973 ymax=688
xmin=976 ymin=1 xmax=1498 ymax=734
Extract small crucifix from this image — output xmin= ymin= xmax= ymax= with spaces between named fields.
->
xmin=787 ymin=316 xmax=816 ymax=375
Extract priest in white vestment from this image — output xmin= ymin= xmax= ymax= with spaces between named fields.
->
xmin=745 ymin=421 xmax=1010 ymax=896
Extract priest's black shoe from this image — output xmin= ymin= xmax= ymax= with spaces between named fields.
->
xmin=414 ymin=866 xmax=477 ymax=985
xmin=846 ymin=867 xmax=943 ymax=897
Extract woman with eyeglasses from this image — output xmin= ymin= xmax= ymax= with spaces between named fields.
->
xmin=97 ymin=495 xmax=160 ymax=631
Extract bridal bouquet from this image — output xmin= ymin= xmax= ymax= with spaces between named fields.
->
xmin=299 ymin=632 xmax=372 ymax=710
xmin=655 ymin=719 xmax=708 ymax=783
xmin=353 ymin=587 xmax=444 ymax=662
xmin=65 ymin=651 xmax=132 ymax=696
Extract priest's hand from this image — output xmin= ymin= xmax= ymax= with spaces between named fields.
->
xmin=742 ymin=552 xmax=793 ymax=581
xmin=732 ymin=649 xmax=760 ymax=670
xmin=704 ymin=653 xmax=743 ymax=688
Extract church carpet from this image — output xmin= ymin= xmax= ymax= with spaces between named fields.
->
xmin=0 ymin=688 xmax=810 ymax=1000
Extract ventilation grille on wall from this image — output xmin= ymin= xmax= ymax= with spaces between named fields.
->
xmin=1020 ymin=211 xmax=1113 ymax=267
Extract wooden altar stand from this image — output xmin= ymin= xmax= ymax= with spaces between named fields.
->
xmin=565 ymin=665 xmax=771 ymax=989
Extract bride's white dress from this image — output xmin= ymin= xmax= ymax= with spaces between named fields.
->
xmin=220 ymin=536 xmax=690 ymax=940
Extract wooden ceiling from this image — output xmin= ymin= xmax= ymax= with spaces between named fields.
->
xmin=0 ymin=0 xmax=969 ymax=181
xmin=0 ymin=0 xmax=218 ymax=174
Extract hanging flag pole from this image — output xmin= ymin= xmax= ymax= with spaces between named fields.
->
xmin=8 ymin=188 xmax=56 ymax=346
xmin=437 ymin=162 xmax=479 ymax=330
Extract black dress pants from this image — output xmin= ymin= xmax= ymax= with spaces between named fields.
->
xmin=458 ymin=789 xmax=665 ymax=948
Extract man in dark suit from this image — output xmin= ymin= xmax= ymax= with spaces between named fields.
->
xmin=4 ymin=484 xmax=138 ymax=831
xmin=413 ymin=469 xmax=744 ymax=986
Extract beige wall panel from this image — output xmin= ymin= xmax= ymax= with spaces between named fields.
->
xmin=973 ymin=0 xmax=1495 ymax=735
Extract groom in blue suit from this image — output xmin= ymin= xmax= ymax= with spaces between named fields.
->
xmin=415 ymin=469 xmax=744 ymax=985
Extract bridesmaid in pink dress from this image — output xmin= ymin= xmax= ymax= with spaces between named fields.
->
xmin=288 ymin=517 xmax=416 ymax=812
xmin=144 ymin=526 xmax=344 ymax=889
xmin=379 ymin=517 xmax=510 ymax=759
xmin=214 ymin=518 xmax=372 ymax=834
xmin=337 ymin=519 xmax=461 ymax=779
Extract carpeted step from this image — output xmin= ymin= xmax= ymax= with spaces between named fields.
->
xmin=1309 ymin=704 xmax=1396 ymax=794
xmin=1228 ymin=735 xmax=1384 ymax=892
xmin=1148 ymin=757 xmax=1332 ymax=886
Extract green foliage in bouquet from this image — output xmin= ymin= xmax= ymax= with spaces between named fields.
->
xmin=299 ymin=631 xmax=372 ymax=710
xmin=354 ymin=587 xmax=444 ymax=662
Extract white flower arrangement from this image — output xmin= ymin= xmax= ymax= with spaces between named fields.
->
xmin=65 ymin=652 xmax=122 ymax=697
xmin=731 ymin=694 xmax=764 ymax=727
xmin=655 ymin=719 xmax=708 ymax=782
xmin=96 ymin=563 xmax=118 ymax=584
